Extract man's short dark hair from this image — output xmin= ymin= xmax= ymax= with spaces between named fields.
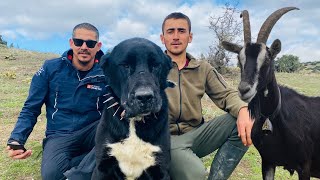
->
xmin=161 ymin=12 xmax=191 ymax=34
xmin=72 ymin=22 xmax=99 ymax=41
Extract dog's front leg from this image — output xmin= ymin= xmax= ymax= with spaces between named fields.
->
xmin=91 ymin=157 xmax=125 ymax=180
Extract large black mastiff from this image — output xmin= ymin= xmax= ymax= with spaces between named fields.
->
xmin=92 ymin=38 xmax=173 ymax=180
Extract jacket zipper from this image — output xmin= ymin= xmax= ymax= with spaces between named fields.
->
xmin=176 ymin=70 xmax=182 ymax=135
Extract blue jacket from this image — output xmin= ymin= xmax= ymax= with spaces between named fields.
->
xmin=9 ymin=49 xmax=107 ymax=145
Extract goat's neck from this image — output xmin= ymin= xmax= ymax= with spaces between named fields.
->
xmin=250 ymin=74 xmax=281 ymax=120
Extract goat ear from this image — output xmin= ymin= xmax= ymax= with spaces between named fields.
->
xmin=270 ymin=39 xmax=281 ymax=59
xmin=221 ymin=41 xmax=242 ymax=54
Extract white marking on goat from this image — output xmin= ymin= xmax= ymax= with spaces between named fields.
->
xmin=257 ymin=44 xmax=267 ymax=70
xmin=264 ymin=168 xmax=275 ymax=180
xmin=238 ymin=47 xmax=259 ymax=102
xmin=107 ymin=117 xmax=161 ymax=180
xmin=264 ymin=88 xmax=269 ymax=97
xmin=244 ymin=43 xmax=267 ymax=100
xmin=239 ymin=47 xmax=246 ymax=71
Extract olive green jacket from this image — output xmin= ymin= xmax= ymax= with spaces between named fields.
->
xmin=165 ymin=53 xmax=247 ymax=135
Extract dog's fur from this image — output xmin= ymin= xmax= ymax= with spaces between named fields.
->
xmin=92 ymin=38 xmax=173 ymax=180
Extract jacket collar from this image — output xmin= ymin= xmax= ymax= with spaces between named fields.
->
xmin=164 ymin=50 xmax=201 ymax=69
xmin=185 ymin=53 xmax=200 ymax=69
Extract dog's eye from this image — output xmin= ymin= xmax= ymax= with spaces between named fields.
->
xmin=120 ymin=64 xmax=129 ymax=69
xmin=152 ymin=63 xmax=160 ymax=68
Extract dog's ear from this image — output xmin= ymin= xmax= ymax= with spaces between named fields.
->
xmin=99 ymin=54 xmax=109 ymax=71
xmin=160 ymin=53 xmax=174 ymax=89
xmin=164 ymin=54 xmax=173 ymax=71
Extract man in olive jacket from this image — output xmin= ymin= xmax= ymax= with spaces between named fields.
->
xmin=160 ymin=12 xmax=254 ymax=180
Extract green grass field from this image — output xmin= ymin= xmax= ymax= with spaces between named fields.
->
xmin=1 ymin=47 xmax=319 ymax=179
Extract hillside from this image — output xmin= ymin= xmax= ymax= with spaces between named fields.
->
xmin=301 ymin=61 xmax=320 ymax=73
xmin=1 ymin=46 xmax=320 ymax=180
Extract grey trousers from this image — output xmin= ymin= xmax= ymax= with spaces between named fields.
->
xmin=170 ymin=113 xmax=246 ymax=180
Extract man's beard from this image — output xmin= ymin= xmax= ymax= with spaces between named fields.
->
xmin=167 ymin=48 xmax=184 ymax=56
xmin=170 ymin=51 xmax=184 ymax=56
xmin=78 ymin=59 xmax=91 ymax=66
xmin=78 ymin=50 xmax=92 ymax=66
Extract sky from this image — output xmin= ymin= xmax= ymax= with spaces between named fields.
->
xmin=0 ymin=0 xmax=319 ymax=64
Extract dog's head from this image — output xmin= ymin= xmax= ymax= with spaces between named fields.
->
xmin=100 ymin=38 xmax=172 ymax=118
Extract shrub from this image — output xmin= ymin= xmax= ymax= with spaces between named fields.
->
xmin=275 ymin=54 xmax=301 ymax=73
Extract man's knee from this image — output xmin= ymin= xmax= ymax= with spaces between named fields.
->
xmin=170 ymin=149 xmax=206 ymax=180
xmin=41 ymin=162 xmax=66 ymax=180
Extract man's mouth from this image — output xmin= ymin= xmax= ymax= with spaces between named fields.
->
xmin=171 ymin=42 xmax=181 ymax=46
xmin=79 ymin=51 xmax=90 ymax=55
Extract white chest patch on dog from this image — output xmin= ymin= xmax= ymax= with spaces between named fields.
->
xmin=107 ymin=118 xmax=161 ymax=180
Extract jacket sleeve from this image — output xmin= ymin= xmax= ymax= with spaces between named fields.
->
xmin=205 ymin=66 xmax=247 ymax=118
xmin=8 ymin=61 xmax=50 ymax=145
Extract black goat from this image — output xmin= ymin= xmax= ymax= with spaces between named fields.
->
xmin=222 ymin=7 xmax=320 ymax=180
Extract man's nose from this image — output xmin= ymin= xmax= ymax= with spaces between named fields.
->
xmin=81 ymin=42 xmax=89 ymax=49
xmin=173 ymin=31 xmax=179 ymax=39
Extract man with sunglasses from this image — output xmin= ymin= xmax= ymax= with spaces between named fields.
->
xmin=6 ymin=23 xmax=107 ymax=180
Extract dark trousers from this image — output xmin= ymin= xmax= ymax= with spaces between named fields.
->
xmin=41 ymin=121 xmax=98 ymax=180
xmin=170 ymin=113 xmax=248 ymax=180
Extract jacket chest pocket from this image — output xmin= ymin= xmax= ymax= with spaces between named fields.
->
xmin=49 ymin=82 xmax=78 ymax=109
xmin=85 ymin=84 xmax=103 ymax=98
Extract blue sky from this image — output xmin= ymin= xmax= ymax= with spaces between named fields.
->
xmin=0 ymin=0 xmax=319 ymax=63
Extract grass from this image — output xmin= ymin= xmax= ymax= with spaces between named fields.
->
xmin=0 ymin=47 xmax=57 ymax=180
xmin=0 ymin=46 xmax=320 ymax=179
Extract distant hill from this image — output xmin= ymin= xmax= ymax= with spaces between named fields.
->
xmin=1 ymin=45 xmax=319 ymax=73
xmin=301 ymin=61 xmax=320 ymax=73
xmin=0 ymin=46 xmax=58 ymax=62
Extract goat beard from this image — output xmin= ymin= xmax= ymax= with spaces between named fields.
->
xmin=248 ymin=96 xmax=261 ymax=120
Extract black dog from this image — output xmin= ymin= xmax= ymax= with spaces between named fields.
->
xmin=92 ymin=38 xmax=173 ymax=180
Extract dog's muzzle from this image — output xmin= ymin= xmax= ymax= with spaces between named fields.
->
xmin=124 ymin=85 xmax=161 ymax=118
xmin=134 ymin=87 xmax=154 ymax=105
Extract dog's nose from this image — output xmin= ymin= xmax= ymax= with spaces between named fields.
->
xmin=135 ymin=87 xmax=154 ymax=103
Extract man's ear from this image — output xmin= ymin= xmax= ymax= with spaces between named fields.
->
xmin=270 ymin=39 xmax=281 ymax=59
xmin=160 ymin=34 xmax=165 ymax=45
xmin=69 ymin=39 xmax=73 ymax=47
xmin=188 ymin=32 xmax=193 ymax=43
xmin=96 ymin=42 xmax=102 ymax=50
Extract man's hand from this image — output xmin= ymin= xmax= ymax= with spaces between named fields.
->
xmin=6 ymin=141 xmax=32 ymax=160
xmin=236 ymin=107 xmax=254 ymax=146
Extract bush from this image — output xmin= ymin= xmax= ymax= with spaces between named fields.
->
xmin=0 ymin=35 xmax=7 ymax=46
xmin=275 ymin=54 xmax=301 ymax=73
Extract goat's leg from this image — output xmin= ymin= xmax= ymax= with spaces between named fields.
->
xmin=262 ymin=160 xmax=275 ymax=180
xmin=298 ymin=161 xmax=311 ymax=180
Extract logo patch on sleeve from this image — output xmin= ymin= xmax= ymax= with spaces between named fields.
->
xmin=35 ymin=67 xmax=44 ymax=76
xmin=87 ymin=84 xmax=102 ymax=91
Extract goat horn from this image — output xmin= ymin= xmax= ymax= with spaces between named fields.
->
xmin=256 ymin=7 xmax=299 ymax=44
xmin=241 ymin=10 xmax=251 ymax=44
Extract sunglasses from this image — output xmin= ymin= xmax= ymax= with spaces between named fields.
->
xmin=72 ymin=38 xmax=97 ymax=48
